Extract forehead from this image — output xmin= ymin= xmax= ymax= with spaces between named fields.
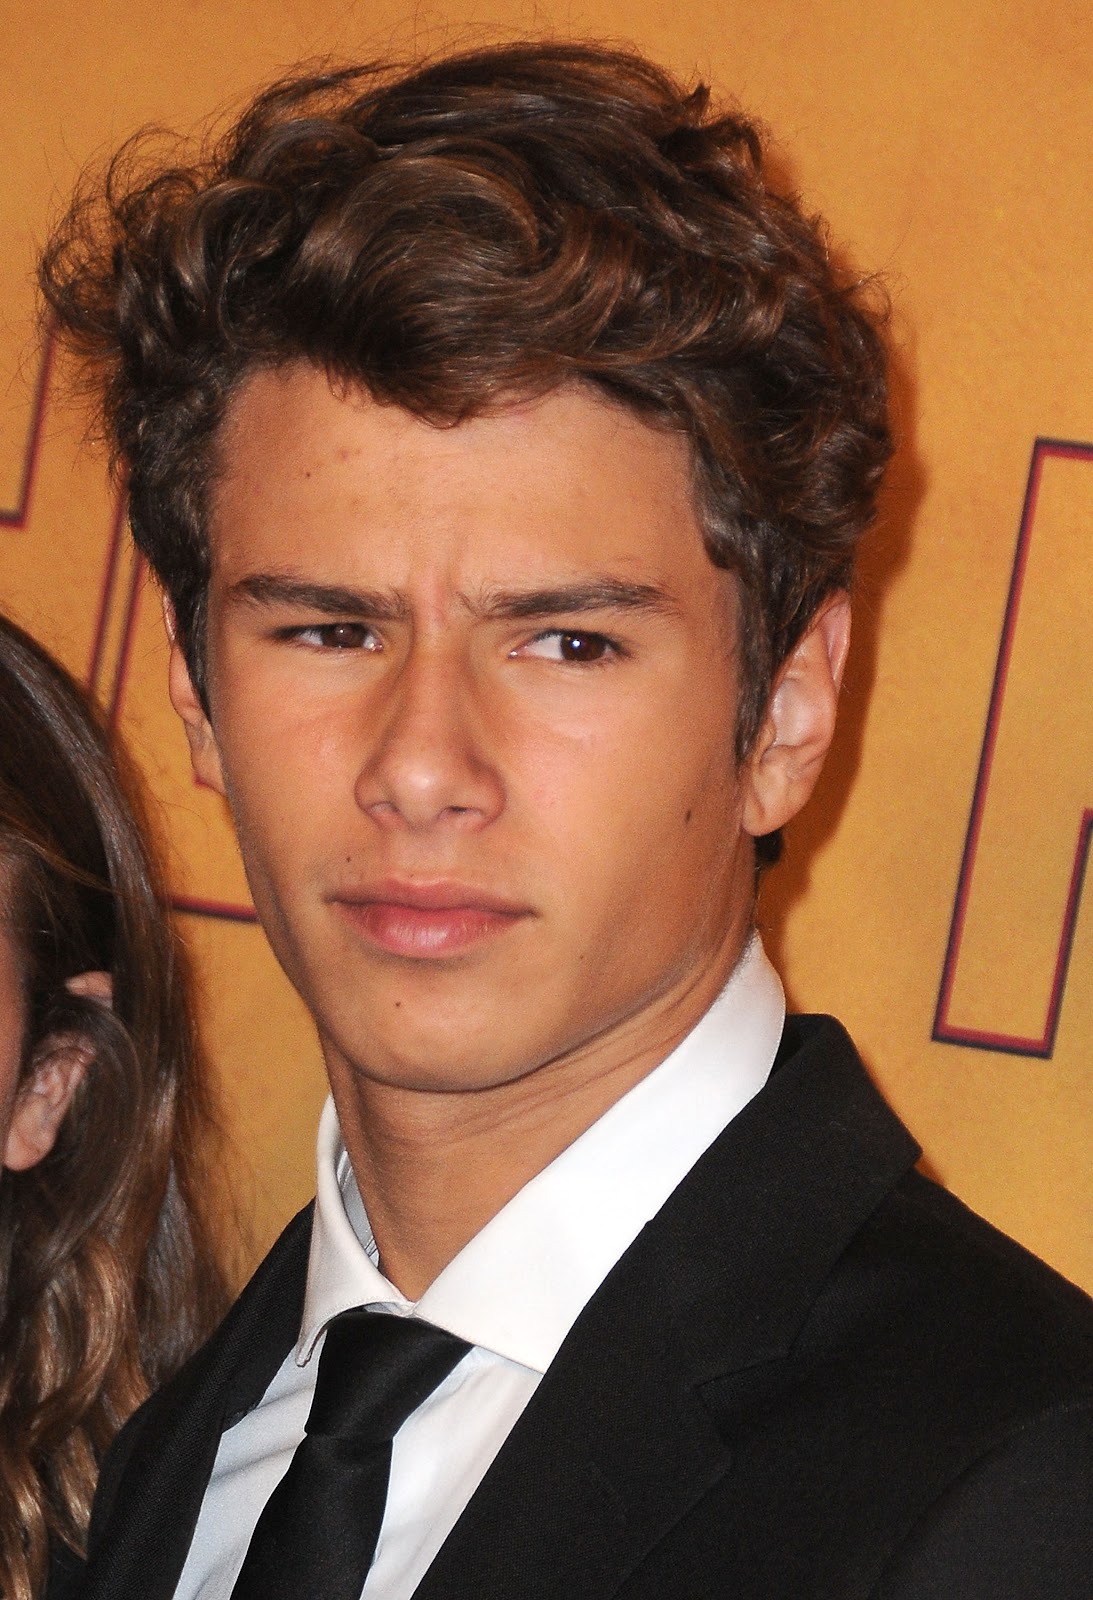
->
xmin=208 ymin=366 xmax=717 ymax=593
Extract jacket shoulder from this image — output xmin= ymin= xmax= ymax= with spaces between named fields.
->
xmin=680 ymin=1019 xmax=1093 ymax=1598
xmin=871 ymin=1397 xmax=1093 ymax=1598
xmin=86 ymin=1201 xmax=314 ymax=1560
xmin=776 ymin=1143 xmax=1093 ymax=1589
xmin=861 ymin=1165 xmax=1093 ymax=1396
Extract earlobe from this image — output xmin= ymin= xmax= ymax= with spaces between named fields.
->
xmin=742 ymin=592 xmax=851 ymax=839
xmin=3 ymin=1042 xmax=90 ymax=1172
xmin=165 ymin=603 xmax=226 ymax=796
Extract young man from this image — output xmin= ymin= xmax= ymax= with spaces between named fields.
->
xmin=43 ymin=43 xmax=1092 ymax=1600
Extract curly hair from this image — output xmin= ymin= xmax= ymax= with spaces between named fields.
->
xmin=39 ymin=41 xmax=890 ymax=800
xmin=0 ymin=614 xmax=229 ymax=1600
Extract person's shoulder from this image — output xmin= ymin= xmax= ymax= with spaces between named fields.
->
xmin=87 ymin=1200 xmax=315 ymax=1557
xmin=802 ymin=1118 xmax=1093 ymax=1523
xmin=790 ymin=1031 xmax=1093 ymax=1372
xmin=853 ymin=1178 xmax=1093 ymax=1598
xmin=875 ymin=1161 xmax=1093 ymax=1382
xmin=43 ymin=1536 xmax=85 ymax=1600
xmin=765 ymin=1022 xmax=1093 ymax=1594
xmin=130 ymin=1197 xmax=315 ymax=1423
xmin=896 ymin=1163 xmax=1091 ymax=1302
xmin=869 ymin=1394 xmax=1093 ymax=1599
xmin=780 ymin=1011 xmax=1093 ymax=1389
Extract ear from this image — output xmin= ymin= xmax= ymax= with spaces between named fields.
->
xmin=4 ymin=1039 xmax=90 ymax=1172
xmin=742 ymin=592 xmax=852 ymax=839
xmin=164 ymin=598 xmax=226 ymax=796
xmin=65 ymin=968 xmax=113 ymax=1006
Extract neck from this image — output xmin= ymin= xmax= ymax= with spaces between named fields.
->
xmin=326 ymin=930 xmax=752 ymax=1301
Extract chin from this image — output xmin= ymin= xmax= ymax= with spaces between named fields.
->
xmin=323 ymin=1005 xmax=536 ymax=1095
xmin=347 ymin=1047 xmax=536 ymax=1097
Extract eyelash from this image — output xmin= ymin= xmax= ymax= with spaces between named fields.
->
xmin=518 ymin=629 xmax=622 ymax=665
xmin=279 ymin=623 xmax=379 ymax=650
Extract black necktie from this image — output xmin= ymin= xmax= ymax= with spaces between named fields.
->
xmin=230 ymin=1309 xmax=471 ymax=1600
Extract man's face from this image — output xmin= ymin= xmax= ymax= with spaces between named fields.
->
xmin=190 ymin=368 xmax=759 ymax=1097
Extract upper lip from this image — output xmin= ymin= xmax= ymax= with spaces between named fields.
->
xmin=330 ymin=879 xmax=531 ymax=915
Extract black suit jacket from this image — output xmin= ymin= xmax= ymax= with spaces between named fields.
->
xmin=68 ymin=1016 xmax=1093 ymax=1599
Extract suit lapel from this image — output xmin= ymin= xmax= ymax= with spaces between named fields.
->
xmin=417 ymin=1016 xmax=920 ymax=1600
xmin=79 ymin=1204 xmax=314 ymax=1600
xmin=414 ymin=1254 xmax=730 ymax=1600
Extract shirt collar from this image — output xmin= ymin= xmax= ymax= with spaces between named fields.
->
xmin=298 ymin=934 xmax=784 ymax=1372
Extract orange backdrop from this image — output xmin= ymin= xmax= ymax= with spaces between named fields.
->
xmin=2 ymin=0 xmax=1090 ymax=1288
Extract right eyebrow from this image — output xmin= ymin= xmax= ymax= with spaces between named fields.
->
xmin=226 ymin=574 xmax=411 ymax=622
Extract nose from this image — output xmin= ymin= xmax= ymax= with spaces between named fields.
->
xmin=355 ymin=643 xmax=505 ymax=833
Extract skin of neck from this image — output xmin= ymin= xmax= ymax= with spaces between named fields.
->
xmin=326 ymin=885 xmax=755 ymax=1301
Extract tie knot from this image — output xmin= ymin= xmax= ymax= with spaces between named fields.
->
xmin=306 ymin=1309 xmax=471 ymax=1444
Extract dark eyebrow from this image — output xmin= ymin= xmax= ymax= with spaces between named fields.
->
xmin=475 ymin=579 xmax=678 ymax=622
xmin=227 ymin=574 xmax=410 ymax=622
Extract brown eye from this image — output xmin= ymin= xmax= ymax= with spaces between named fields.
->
xmin=327 ymin=623 xmax=367 ymax=648
xmin=557 ymin=632 xmax=608 ymax=662
xmin=296 ymin=622 xmax=378 ymax=650
xmin=516 ymin=629 xmax=618 ymax=664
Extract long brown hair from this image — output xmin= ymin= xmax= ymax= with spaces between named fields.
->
xmin=0 ymin=613 xmax=229 ymax=1599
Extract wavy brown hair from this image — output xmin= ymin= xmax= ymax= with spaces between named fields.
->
xmin=0 ymin=614 xmax=229 ymax=1600
xmin=40 ymin=41 xmax=891 ymax=858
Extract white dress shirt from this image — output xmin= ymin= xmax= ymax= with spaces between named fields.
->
xmin=175 ymin=935 xmax=785 ymax=1600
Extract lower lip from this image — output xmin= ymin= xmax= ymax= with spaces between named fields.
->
xmin=337 ymin=901 xmax=525 ymax=957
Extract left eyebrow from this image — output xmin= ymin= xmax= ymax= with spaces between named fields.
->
xmin=473 ymin=578 xmax=679 ymax=622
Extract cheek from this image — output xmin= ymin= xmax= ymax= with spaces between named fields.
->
xmin=521 ymin=702 xmax=741 ymax=907
xmin=215 ymin=696 xmax=346 ymax=863
xmin=0 ymin=989 xmax=27 ymax=1155
xmin=0 ymin=1042 xmax=20 ymax=1132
